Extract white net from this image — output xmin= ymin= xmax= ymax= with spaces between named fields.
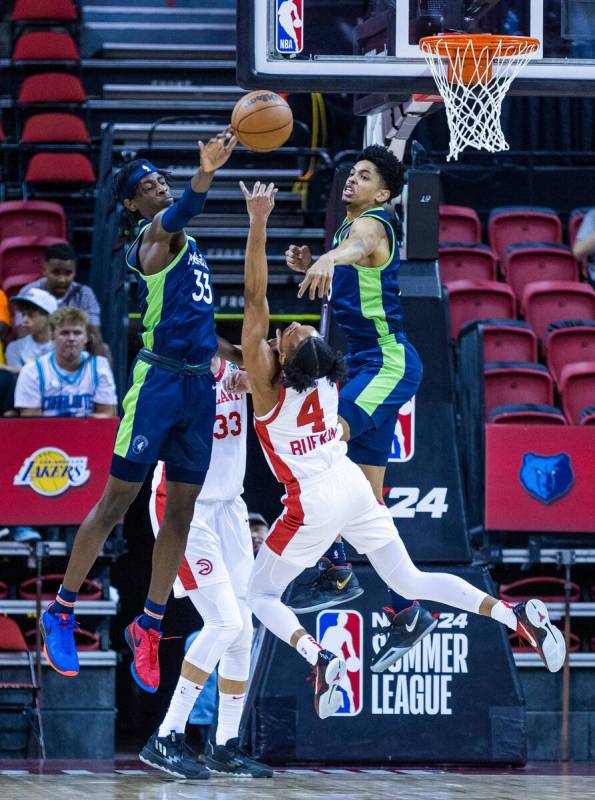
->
xmin=420 ymin=35 xmax=540 ymax=161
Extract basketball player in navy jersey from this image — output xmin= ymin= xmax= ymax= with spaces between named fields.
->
xmin=41 ymin=128 xmax=238 ymax=693
xmin=286 ymin=146 xmax=436 ymax=671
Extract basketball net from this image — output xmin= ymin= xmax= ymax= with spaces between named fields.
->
xmin=419 ymin=34 xmax=540 ymax=161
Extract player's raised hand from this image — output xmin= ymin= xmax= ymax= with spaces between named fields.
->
xmin=297 ymin=252 xmax=334 ymax=300
xmin=239 ymin=180 xmax=278 ymax=221
xmin=286 ymin=244 xmax=313 ymax=274
xmin=198 ymin=126 xmax=237 ymax=173
xmin=223 ymin=369 xmax=251 ymax=394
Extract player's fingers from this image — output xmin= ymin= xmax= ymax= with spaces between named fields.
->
xmin=226 ymin=134 xmax=238 ymax=150
xmin=297 ymin=275 xmax=309 ymax=299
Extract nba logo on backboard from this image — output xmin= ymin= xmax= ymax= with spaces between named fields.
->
xmin=316 ymin=610 xmax=363 ymax=716
xmin=388 ymin=397 xmax=415 ymax=463
xmin=276 ymin=0 xmax=303 ymax=54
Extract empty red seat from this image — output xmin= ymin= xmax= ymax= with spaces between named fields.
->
xmin=439 ymin=205 xmax=481 ymax=244
xmin=446 ymin=280 xmax=516 ymax=339
xmin=521 ymin=280 xmax=595 ymax=343
xmin=546 ymin=321 xmax=595 ymax=384
xmin=21 ymin=113 xmax=90 ymax=144
xmin=0 ymin=200 xmax=66 ymax=239
xmin=439 ymin=244 xmax=497 ymax=283
xmin=12 ymin=0 xmax=77 ymax=21
xmin=2 ymin=272 xmax=44 ymax=296
xmin=488 ymin=206 xmax=562 ymax=258
xmin=0 ymin=235 xmax=67 ymax=287
xmin=559 ymin=361 xmax=595 ymax=424
xmin=18 ymin=73 xmax=86 ymax=104
xmin=489 ymin=403 xmax=566 ymax=425
xmin=25 ymin=153 xmax=96 ymax=184
xmin=502 ymin=243 xmax=579 ymax=304
xmin=484 ymin=362 xmax=554 ymax=418
xmin=481 ymin=320 xmax=538 ymax=362
xmin=580 ymin=406 xmax=595 ymax=425
xmin=12 ymin=32 xmax=79 ymax=62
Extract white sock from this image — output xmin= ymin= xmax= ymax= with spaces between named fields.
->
xmin=295 ymin=633 xmax=322 ymax=666
xmin=216 ymin=692 xmax=245 ymax=745
xmin=490 ymin=600 xmax=517 ymax=632
xmin=158 ymin=676 xmax=202 ymax=737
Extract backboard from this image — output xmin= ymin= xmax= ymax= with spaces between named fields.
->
xmin=236 ymin=1 xmax=595 ymax=97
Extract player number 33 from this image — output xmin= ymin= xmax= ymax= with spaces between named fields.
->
xmin=192 ymin=268 xmax=213 ymax=304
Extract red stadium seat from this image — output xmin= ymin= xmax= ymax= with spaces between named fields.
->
xmin=0 ymin=235 xmax=67 ymax=287
xmin=502 ymin=243 xmax=579 ymax=304
xmin=25 ymin=153 xmax=96 ymax=184
xmin=580 ymin=406 xmax=595 ymax=425
xmin=521 ymin=280 xmax=595 ymax=342
xmin=545 ymin=321 xmax=595 ymax=384
xmin=21 ymin=113 xmax=90 ymax=144
xmin=12 ymin=0 xmax=77 ymax=21
xmin=500 ymin=577 xmax=580 ymax=602
xmin=439 ymin=244 xmax=497 ymax=283
xmin=481 ymin=320 xmax=538 ymax=363
xmin=2 ymin=272 xmax=45 ymax=297
xmin=439 ymin=205 xmax=481 ymax=244
xmin=488 ymin=206 xmax=562 ymax=258
xmin=446 ymin=280 xmax=516 ymax=339
xmin=18 ymin=73 xmax=86 ymax=104
xmin=489 ymin=403 xmax=566 ymax=425
xmin=483 ymin=362 xmax=554 ymax=418
xmin=12 ymin=32 xmax=79 ymax=62
xmin=0 ymin=200 xmax=66 ymax=239
xmin=559 ymin=361 xmax=595 ymax=424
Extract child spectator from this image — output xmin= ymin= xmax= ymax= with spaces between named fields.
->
xmin=4 ymin=288 xmax=58 ymax=372
xmin=21 ymin=242 xmax=109 ymax=356
xmin=14 ymin=306 xmax=117 ymax=418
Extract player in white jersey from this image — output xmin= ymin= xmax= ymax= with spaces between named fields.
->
xmin=239 ymin=180 xmax=566 ymax=720
xmin=139 ymin=357 xmax=272 ymax=780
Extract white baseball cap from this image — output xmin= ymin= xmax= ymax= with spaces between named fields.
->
xmin=11 ymin=287 xmax=59 ymax=315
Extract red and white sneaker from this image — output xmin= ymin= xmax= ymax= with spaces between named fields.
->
xmin=514 ymin=599 xmax=566 ymax=673
xmin=125 ymin=617 xmax=162 ymax=693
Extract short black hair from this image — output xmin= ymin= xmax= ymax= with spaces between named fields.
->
xmin=283 ymin=336 xmax=347 ymax=393
xmin=356 ymin=144 xmax=404 ymax=200
xmin=45 ymin=242 xmax=76 ymax=263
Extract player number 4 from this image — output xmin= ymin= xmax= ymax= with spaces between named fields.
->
xmin=297 ymin=388 xmax=325 ymax=433
xmin=386 ymin=487 xmax=448 ymax=519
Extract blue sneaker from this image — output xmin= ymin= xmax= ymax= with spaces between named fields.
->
xmin=40 ymin=608 xmax=80 ymax=677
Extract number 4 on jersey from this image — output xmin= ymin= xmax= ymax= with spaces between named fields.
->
xmin=297 ymin=388 xmax=325 ymax=433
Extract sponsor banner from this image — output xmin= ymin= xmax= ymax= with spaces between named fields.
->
xmin=485 ymin=424 xmax=595 ymax=532
xmin=276 ymin=0 xmax=303 ymax=54
xmin=244 ymin=565 xmax=525 ymax=764
xmin=0 ymin=418 xmax=119 ymax=525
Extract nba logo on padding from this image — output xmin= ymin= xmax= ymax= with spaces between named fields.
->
xmin=276 ymin=0 xmax=303 ymax=54
xmin=388 ymin=397 xmax=415 ymax=463
xmin=316 ymin=610 xmax=363 ymax=716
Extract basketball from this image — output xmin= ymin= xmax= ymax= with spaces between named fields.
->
xmin=231 ymin=90 xmax=293 ymax=152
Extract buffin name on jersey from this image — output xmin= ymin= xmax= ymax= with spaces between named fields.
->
xmin=289 ymin=425 xmax=338 ymax=456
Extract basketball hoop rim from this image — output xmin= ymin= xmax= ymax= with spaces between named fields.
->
xmin=419 ymin=33 xmax=541 ymax=58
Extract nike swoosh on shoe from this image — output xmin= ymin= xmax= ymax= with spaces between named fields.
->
xmin=405 ymin=610 xmax=420 ymax=633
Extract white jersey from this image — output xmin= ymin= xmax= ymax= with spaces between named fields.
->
xmin=254 ymin=377 xmax=347 ymax=484
xmin=14 ymin=351 xmax=117 ymax=416
xmin=152 ymin=359 xmax=247 ymax=503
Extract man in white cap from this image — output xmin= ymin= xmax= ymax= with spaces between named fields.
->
xmin=4 ymin=288 xmax=58 ymax=372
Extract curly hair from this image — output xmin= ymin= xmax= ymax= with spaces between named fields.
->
xmin=282 ymin=336 xmax=347 ymax=393
xmin=357 ymin=144 xmax=404 ymax=200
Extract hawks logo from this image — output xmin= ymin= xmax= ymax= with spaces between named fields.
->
xmin=14 ymin=447 xmax=90 ymax=497
xmin=276 ymin=0 xmax=303 ymax=54
xmin=316 ymin=610 xmax=363 ymax=716
xmin=388 ymin=397 xmax=415 ymax=463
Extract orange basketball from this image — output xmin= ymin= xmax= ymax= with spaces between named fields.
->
xmin=231 ymin=91 xmax=293 ymax=152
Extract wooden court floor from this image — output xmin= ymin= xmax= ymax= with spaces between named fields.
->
xmin=1 ymin=765 xmax=594 ymax=800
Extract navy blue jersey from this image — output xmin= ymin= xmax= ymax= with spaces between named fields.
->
xmin=126 ymin=223 xmax=217 ymax=364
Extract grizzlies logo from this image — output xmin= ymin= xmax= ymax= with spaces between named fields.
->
xmin=519 ymin=452 xmax=574 ymax=505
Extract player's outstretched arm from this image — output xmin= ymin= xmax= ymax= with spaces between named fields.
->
xmin=216 ymin=335 xmax=243 ymax=367
xmin=239 ymin=181 xmax=279 ymax=409
xmin=297 ymin=215 xmax=385 ymax=300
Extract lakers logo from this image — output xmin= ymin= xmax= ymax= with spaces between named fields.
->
xmin=14 ymin=447 xmax=90 ymax=497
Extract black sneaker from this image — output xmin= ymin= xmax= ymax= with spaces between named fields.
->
xmin=205 ymin=737 xmax=273 ymax=778
xmin=287 ymin=558 xmax=364 ymax=614
xmin=312 ymin=649 xmax=346 ymax=719
xmin=139 ymin=730 xmax=209 ymax=780
xmin=514 ymin=598 xmax=566 ymax=673
xmin=370 ymin=602 xmax=438 ymax=673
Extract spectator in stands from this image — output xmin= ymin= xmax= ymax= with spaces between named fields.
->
xmin=21 ymin=242 xmax=109 ymax=356
xmin=572 ymin=208 xmax=595 ymax=285
xmin=0 ymin=289 xmax=10 ymax=365
xmin=248 ymin=512 xmax=268 ymax=555
xmin=4 ymin=288 xmax=58 ymax=372
xmin=14 ymin=306 xmax=117 ymax=418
